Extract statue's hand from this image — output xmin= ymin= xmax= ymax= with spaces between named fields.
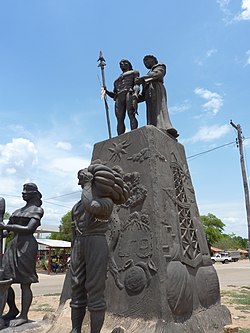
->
xmin=0 ymin=222 xmax=5 ymax=230
xmin=90 ymin=200 xmax=102 ymax=210
xmin=135 ymin=77 xmax=144 ymax=85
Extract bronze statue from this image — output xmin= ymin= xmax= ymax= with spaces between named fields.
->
xmin=135 ymin=55 xmax=178 ymax=138
xmin=70 ymin=163 xmax=129 ymax=333
xmin=106 ymin=59 xmax=140 ymax=135
xmin=0 ymin=183 xmax=43 ymax=327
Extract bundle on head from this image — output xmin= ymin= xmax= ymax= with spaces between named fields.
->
xmin=88 ymin=164 xmax=130 ymax=205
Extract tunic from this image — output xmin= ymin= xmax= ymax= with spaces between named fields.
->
xmin=141 ymin=63 xmax=174 ymax=130
xmin=3 ymin=205 xmax=43 ymax=284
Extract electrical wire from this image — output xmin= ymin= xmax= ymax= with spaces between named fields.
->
xmin=187 ymin=141 xmax=236 ymax=161
xmin=45 ymin=191 xmax=80 ymax=200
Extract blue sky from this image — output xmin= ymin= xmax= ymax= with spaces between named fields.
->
xmin=0 ymin=0 xmax=249 ymax=238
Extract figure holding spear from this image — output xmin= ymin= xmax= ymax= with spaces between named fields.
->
xmin=98 ymin=52 xmax=140 ymax=136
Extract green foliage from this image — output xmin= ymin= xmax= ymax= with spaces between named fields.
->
xmin=3 ymin=212 xmax=10 ymax=220
xmin=214 ymin=233 xmax=241 ymax=250
xmin=231 ymin=234 xmax=248 ymax=249
xmin=2 ymin=212 xmax=13 ymax=247
xmin=200 ymin=213 xmax=225 ymax=245
xmin=214 ymin=233 xmax=248 ymax=250
xmin=5 ymin=233 xmax=14 ymax=248
xmin=49 ymin=211 xmax=72 ymax=242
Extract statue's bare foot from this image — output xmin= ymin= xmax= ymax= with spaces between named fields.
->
xmin=167 ymin=127 xmax=179 ymax=138
xmin=2 ymin=309 xmax=19 ymax=321
xmin=9 ymin=317 xmax=28 ymax=327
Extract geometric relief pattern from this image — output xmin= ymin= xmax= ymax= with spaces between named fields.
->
xmin=172 ymin=166 xmax=188 ymax=203
xmin=178 ymin=205 xmax=201 ymax=260
xmin=172 ymin=162 xmax=201 ymax=262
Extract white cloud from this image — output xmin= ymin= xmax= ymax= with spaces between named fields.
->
xmin=217 ymin=0 xmax=231 ymax=11
xmin=217 ymin=0 xmax=250 ymax=23
xmin=206 ymin=48 xmax=218 ymax=58
xmin=194 ymin=87 xmax=223 ymax=115
xmin=0 ymin=138 xmax=38 ymax=177
xmin=217 ymin=0 xmax=233 ymax=23
xmin=0 ymin=135 xmax=91 ymax=223
xmin=198 ymin=200 xmax=248 ymax=238
xmin=246 ymin=50 xmax=250 ymax=65
xmin=55 ymin=141 xmax=72 ymax=151
xmin=49 ymin=157 xmax=90 ymax=175
xmin=196 ymin=48 xmax=218 ymax=66
xmin=185 ymin=124 xmax=230 ymax=143
xmin=83 ymin=143 xmax=94 ymax=150
xmin=236 ymin=0 xmax=250 ymax=20
xmin=169 ymin=100 xmax=191 ymax=114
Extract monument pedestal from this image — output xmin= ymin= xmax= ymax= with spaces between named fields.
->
xmin=92 ymin=125 xmax=231 ymax=332
xmin=53 ymin=125 xmax=231 ymax=333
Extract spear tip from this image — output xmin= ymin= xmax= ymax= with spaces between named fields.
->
xmin=97 ymin=50 xmax=106 ymax=64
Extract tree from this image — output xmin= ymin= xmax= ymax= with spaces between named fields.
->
xmin=200 ymin=213 xmax=225 ymax=246
xmin=4 ymin=212 xmax=10 ymax=220
xmin=50 ymin=211 xmax=72 ymax=242
xmin=214 ymin=234 xmax=241 ymax=250
xmin=231 ymin=235 xmax=248 ymax=249
xmin=3 ymin=212 xmax=14 ymax=248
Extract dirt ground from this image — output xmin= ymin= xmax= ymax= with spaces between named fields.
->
xmin=220 ymin=285 xmax=250 ymax=330
xmin=6 ymin=285 xmax=248 ymax=331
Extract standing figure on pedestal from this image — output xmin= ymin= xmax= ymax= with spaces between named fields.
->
xmin=105 ymin=59 xmax=140 ymax=135
xmin=135 ymin=55 xmax=178 ymax=138
xmin=70 ymin=164 xmax=129 ymax=333
xmin=0 ymin=183 xmax=43 ymax=327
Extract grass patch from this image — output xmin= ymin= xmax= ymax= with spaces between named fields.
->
xmin=239 ymin=329 xmax=250 ymax=333
xmin=33 ymin=303 xmax=54 ymax=312
xmin=43 ymin=293 xmax=61 ymax=296
xmin=222 ymin=288 xmax=250 ymax=312
xmin=235 ymin=305 xmax=250 ymax=311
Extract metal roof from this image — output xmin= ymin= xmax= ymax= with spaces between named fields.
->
xmin=35 ymin=224 xmax=60 ymax=233
xmin=37 ymin=239 xmax=71 ymax=249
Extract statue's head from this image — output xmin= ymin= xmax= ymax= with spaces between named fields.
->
xmin=77 ymin=168 xmax=93 ymax=188
xmin=143 ymin=55 xmax=158 ymax=69
xmin=22 ymin=183 xmax=42 ymax=205
xmin=119 ymin=59 xmax=133 ymax=71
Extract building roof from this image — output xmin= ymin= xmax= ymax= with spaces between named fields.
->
xmin=37 ymin=239 xmax=71 ymax=249
xmin=35 ymin=224 xmax=60 ymax=234
xmin=210 ymin=246 xmax=223 ymax=252
xmin=237 ymin=248 xmax=248 ymax=254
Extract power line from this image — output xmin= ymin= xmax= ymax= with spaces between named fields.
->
xmin=45 ymin=191 xmax=80 ymax=200
xmin=187 ymin=141 xmax=236 ymax=160
xmin=43 ymin=200 xmax=72 ymax=209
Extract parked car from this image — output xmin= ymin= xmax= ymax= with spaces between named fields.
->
xmin=224 ymin=251 xmax=241 ymax=262
xmin=211 ymin=252 xmax=232 ymax=264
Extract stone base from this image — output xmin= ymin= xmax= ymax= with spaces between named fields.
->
xmin=103 ymin=304 xmax=231 ymax=333
xmin=47 ymin=300 xmax=231 ymax=333
xmin=0 ymin=320 xmax=47 ymax=332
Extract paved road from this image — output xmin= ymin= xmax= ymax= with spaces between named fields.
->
xmin=12 ymin=272 xmax=66 ymax=297
xmin=11 ymin=260 xmax=250 ymax=297
xmin=214 ymin=259 xmax=250 ymax=288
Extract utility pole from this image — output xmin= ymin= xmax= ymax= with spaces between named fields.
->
xmin=230 ymin=120 xmax=250 ymax=259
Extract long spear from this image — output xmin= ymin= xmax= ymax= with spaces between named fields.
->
xmin=0 ymin=198 xmax=5 ymax=279
xmin=98 ymin=51 xmax=112 ymax=139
